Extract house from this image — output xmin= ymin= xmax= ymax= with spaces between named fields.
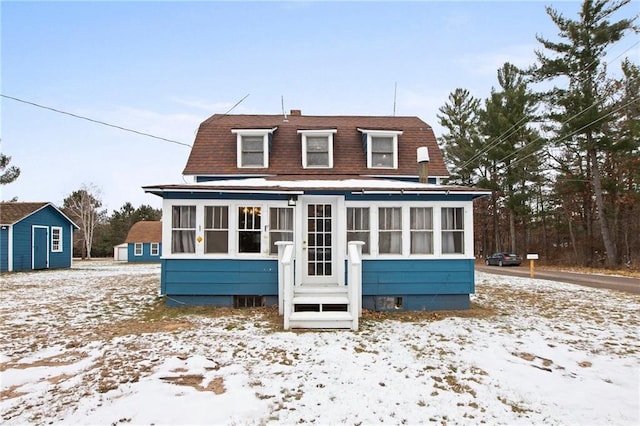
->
xmin=144 ymin=111 xmax=490 ymax=329
xmin=0 ymin=202 xmax=79 ymax=272
xmin=123 ymin=220 xmax=162 ymax=262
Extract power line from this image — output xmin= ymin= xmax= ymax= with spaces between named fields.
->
xmin=1 ymin=94 xmax=192 ymax=148
xmin=454 ymin=40 xmax=640 ymax=174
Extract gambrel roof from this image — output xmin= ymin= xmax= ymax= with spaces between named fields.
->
xmin=183 ymin=113 xmax=450 ymax=178
xmin=124 ymin=221 xmax=162 ymax=243
xmin=0 ymin=202 xmax=79 ymax=228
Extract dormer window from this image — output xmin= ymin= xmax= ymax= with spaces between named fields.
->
xmin=358 ymin=129 xmax=403 ymax=169
xmin=232 ymin=128 xmax=277 ymax=168
xmin=298 ymin=129 xmax=337 ymax=168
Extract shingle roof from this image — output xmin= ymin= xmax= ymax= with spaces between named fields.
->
xmin=183 ymin=114 xmax=449 ymax=178
xmin=0 ymin=202 xmax=50 ymax=224
xmin=124 ymin=221 xmax=162 ymax=243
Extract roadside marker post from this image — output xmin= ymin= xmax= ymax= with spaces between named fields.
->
xmin=527 ymin=253 xmax=539 ymax=278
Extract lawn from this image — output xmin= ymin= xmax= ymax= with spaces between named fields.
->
xmin=1 ymin=260 xmax=638 ymax=425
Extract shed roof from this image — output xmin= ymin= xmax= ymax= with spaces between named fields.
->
xmin=125 ymin=221 xmax=162 ymax=243
xmin=0 ymin=202 xmax=79 ymax=228
xmin=183 ymin=114 xmax=450 ymax=178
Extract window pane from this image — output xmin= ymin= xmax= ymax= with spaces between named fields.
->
xmin=242 ymin=136 xmax=263 ymax=151
xmin=379 ymin=231 xmax=402 ymax=254
xmin=442 ymin=208 xmax=464 ymax=230
xmin=242 ymin=152 xmax=264 ymax=167
xmin=270 ymin=207 xmax=294 ymax=254
xmin=347 ymin=208 xmax=370 ymax=254
xmin=172 ymin=230 xmax=195 ymax=253
xmin=411 ymin=231 xmax=433 ymax=254
xmin=239 ymin=206 xmax=261 ymax=253
xmin=442 ymin=231 xmax=464 ymax=254
xmin=205 ymin=230 xmax=228 ymax=253
xmin=171 ymin=206 xmax=196 ymax=253
xmin=307 ymin=136 xmax=328 ymax=151
xmin=372 ymin=137 xmax=393 ymax=153
xmin=307 ymin=152 xmax=329 ymax=166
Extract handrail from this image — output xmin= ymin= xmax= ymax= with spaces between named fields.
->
xmin=276 ymin=241 xmax=295 ymax=329
xmin=347 ymin=241 xmax=365 ymax=330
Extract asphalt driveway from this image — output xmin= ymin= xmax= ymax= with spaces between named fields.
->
xmin=476 ymin=264 xmax=640 ymax=294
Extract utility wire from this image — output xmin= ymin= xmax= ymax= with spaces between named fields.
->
xmin=1 ymin=93 xmax=193 ymax=148
xmin=454 ymin=39 xmax=640 ymax=174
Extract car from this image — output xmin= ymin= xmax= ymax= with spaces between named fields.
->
xmin=485 ymin=252 xmax=522 ymax=267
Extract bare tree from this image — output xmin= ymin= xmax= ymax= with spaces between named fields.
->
xmin=63 ymin=183 xmax=106 ymax=259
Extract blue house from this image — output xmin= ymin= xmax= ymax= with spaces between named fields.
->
xmin=124 ymin=220 xmax=162 ymax=262
xmin=0 ymin=202 xmax=78 ymax=272
xmin=144 ymin=111 xmax=490 ymax=329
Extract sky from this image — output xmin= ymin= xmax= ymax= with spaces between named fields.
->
xmin=1 ymin=262 xmax=639 ymax=424
xmin=1 ymin=0 xmax=638 ymax=213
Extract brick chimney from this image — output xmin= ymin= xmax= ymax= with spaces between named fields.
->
xmin=290 ymin=109 xmax=302 ymax=116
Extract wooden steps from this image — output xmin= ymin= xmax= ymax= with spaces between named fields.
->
xmin=287 ymin=284 xmax=356 ymax=330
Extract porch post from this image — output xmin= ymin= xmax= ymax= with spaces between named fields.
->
xmin=276 ymin=241 xmax=294 ymax=315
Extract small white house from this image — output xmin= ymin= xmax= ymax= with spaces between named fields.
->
xmin=113 ymin=243 xmax=128 ymax=261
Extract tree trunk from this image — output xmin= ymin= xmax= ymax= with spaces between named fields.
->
xmin=492 ymin=193 xmax=499 ymax=252
xmin=509 ymin=209 xmax=516 ymax=253
xmin=589 ymin=148 xmax=617 ymax=267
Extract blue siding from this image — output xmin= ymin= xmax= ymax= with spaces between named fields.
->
xmin=127 ymin=242 xmax=162 ymax=263
xmin=360 ymin=259 xmax=475 ymax=295
xmin=10 ymin=206 xmax=74 ymax=272
xmin=161 ymin=258 xmax=278 ymax=296
xmin=161 ymin=257 xmax=474 ymax=311
xmin=0 ymin=227 xmax=8 ymax=272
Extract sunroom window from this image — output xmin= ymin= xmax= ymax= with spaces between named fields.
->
xmin=358 ymin=129 xmax=402 ymax=169
xmin=232 ymin=128 xmax=277 ymax=168
xmin=298 ymin=129 xmax=336 ymax=168
xmin=410 ymin=207 xmax=433 ymax=254
xmin=171 ymin=206 xmax=196 ymax=253
xmin=378 ymin=207 xmax=402 ymax=254
xmin=269 ymin=207 xmax=294 ymax=254
xmin=442 ymin=207 xmax=464 ymax=254
xmin=238 ymin=206 xmax=261 ymax=253
xmin=205 ymin=206 xmax=229 ymax=253
xmin=347 ymin=207 xmax=370 ymax=254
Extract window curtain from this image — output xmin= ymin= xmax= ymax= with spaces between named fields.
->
xmin=379 ymin=207 xmax=401 ymax=254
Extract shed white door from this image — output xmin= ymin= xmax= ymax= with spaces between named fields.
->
xmin=117 ymin=246 xmax=128 ymax=261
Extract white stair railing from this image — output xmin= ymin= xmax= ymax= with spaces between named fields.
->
xmin=347 ymin=241 xmax=365 ymax=330
xmin=277 ymin=241 xmax=295 ymax=330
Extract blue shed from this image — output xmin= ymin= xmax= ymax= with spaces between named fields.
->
xmin=0 ymin=202 xmax=79 ymax=272
xmin=124 ymin=220 xmax=162 ymax=262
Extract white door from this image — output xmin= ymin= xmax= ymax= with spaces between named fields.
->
xmin=301 ymin=197 xmax=339 ymax=284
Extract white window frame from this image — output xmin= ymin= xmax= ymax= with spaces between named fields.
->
xmin=150 ymin=242 xmax=160 ymax=256
xmin=357 ymin=129 xmax=402 ymax=169
xmin=134 ymin=243 xmax=143 ymax=256
xmin=170 ymin=205 xmax=197 ymax=254
xmin=232 ymin=128 xmax=277 ymax=168
xmin=269 ymin=207 xmax=294 ymax=255
xmin=204 ymin=205 xmax=229 ymax=254
xmin=298 ymin=129 xmax=337 ymax=169
xmin=51 ymin=226 xmax=63 ymax=253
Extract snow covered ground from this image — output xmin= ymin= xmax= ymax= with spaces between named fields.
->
xmin=1 ymin=261 xmax=638 ymax=425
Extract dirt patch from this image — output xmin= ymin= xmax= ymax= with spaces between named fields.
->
xmin=161 ymin=374 xmax=226 ymax=394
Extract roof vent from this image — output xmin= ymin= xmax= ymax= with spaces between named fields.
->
xmin=290 ymin=109 xmax=302 ymax=116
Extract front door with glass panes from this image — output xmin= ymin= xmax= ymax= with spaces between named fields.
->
xmin=302 ymin=197 xmax=338 ymax=284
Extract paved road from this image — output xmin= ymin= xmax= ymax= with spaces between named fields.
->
xmin=475 ymin=264 xmax=640 ymax=294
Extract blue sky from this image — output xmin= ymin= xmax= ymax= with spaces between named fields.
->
xmin=1 ymin=0 xmax=638 ymax=212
